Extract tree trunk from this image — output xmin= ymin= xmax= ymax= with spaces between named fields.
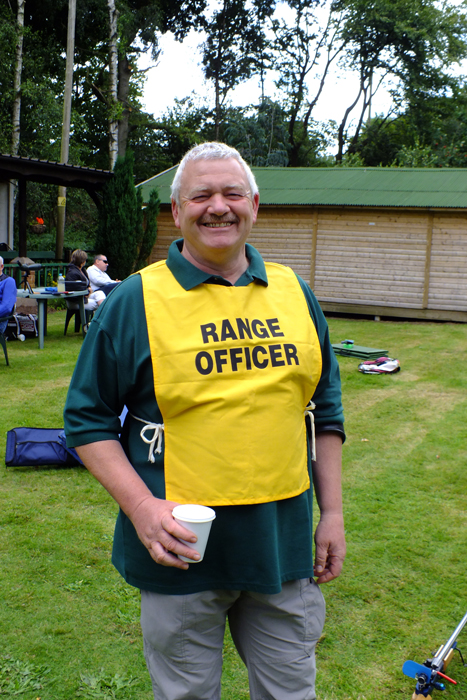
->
xmin=56 ymin=0 xmax=76 ymax=261
xmin=11 ymin=0 xmax=25 ymax=155
xmin=117 ymin=55 xmax=132 ymax=158
xmin=108 ymin=0 xmax=118 ymax=169
xmin=336 ymin=74 xmax=364 ymax=164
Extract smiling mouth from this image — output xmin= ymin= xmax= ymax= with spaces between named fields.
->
xmin=201 ymin=221 xmax=237 ymax=228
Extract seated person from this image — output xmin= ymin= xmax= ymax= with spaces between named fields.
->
xmin=86 ymin=254 xmax=121 ymax=296
xmin=66 ymin=249 xmax=105 ymax=312
xmin=0 ymin=255 xmax=17 ymax=333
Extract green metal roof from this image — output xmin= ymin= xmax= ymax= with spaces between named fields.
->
xmin=137 ymin=166 xmax=467 ymax=209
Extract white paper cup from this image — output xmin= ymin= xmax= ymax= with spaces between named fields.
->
xmin=172 ymin=504 xmax=216 ymax=563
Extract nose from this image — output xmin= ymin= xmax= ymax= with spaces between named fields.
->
xmin=207 ymin=193 xmax=230 ymax=215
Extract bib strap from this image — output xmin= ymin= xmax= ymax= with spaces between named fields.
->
xmin=130 ymin=412 xmax=164 ymax=463
xmin=304 ymin=401 xmax=316 ymax=461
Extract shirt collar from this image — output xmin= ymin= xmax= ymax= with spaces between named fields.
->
xmin=166 ymin=239 xmax=268 ymax=290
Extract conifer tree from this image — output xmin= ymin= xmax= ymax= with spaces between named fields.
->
xmin=134 ymin=188 xmax=160 ymax=272
xmin=96 ymin=150 xmax=143 ymax=280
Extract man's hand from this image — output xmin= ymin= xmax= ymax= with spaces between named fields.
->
xmin=313 ymin=512 xmax=346 ymax=584
xmin=75 ymin=440 xmax=200 ymax=570
xmin=130 ymin=495 xmax=201 ymax=569
xmin=312 ymin=432 xmax=346 ymax=584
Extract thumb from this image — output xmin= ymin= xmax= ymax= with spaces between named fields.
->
xmin=314 ymin=544 xmax=329 ymax=574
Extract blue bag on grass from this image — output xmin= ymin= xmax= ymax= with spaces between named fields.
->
xmin=5 ymin=427 xmax=82 ymax=467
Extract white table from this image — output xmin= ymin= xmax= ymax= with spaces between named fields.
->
xmin=17 ymin=287 xmax=88 ymax=349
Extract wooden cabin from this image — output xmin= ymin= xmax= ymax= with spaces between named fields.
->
xmin=137 ymin=167 xmax=467 ymax=322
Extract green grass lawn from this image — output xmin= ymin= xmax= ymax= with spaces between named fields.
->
xmin=1 ymin=310 xmax=466 ymax=699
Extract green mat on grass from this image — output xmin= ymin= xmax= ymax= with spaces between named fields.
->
xmin=332 ymin=342 xmax=389 ymax=359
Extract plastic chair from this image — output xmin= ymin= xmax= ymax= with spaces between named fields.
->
xmin=64 ymin=300 xmax=92 ymax=335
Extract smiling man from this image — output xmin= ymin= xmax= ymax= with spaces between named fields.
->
xmin=64 ymin=142 xmax=346 ymax=700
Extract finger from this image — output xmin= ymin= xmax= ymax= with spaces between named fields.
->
xmin=165 ymin=518 xmax=198 ymax=544
xmin=147 ymin=524 xmax=201 ymax=567
xmin=314 ymin=556 xmax=343 ymax=584
xmin=148 ymin=541 xmax=190 ymax=569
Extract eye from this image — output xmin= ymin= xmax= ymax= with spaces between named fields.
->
xmin=225 ymin=192 xmax=246 ymax=199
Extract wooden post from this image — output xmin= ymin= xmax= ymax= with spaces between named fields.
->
xmin=18 ymin=178 xmax=27 ymax=258
xmin=422 ymin=212 xmax=434 ymax=309
xmin=309 ymin=208 xmax=318 ymax=289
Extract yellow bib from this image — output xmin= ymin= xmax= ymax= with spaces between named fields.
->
xmin=139 ymin=261 xmax=322 ymax=506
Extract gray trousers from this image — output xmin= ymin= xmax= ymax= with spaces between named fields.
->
xmin=140 ymin=578 xmax=326 ymax=700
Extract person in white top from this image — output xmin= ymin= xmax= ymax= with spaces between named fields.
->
xmin=86 ymin=255 xmax=121 ymax=296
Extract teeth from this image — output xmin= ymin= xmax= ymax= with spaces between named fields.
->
xmin=203 ymin=222 xmax=234 ymax=227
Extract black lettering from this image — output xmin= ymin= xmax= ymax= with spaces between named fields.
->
xmin=269 ymin=344 xmax=285 ymax=367
xmin=252 ymin=346 xmax=269 ymax=369
xmin=221 ymin=319 xmax=238 ymax=342
xmin=201 ymin=323 xmax=219 ymax=344
xmin=236 ymin=318 xmax=253 ymax=340
xmin=251 ymin=319 xmax=270 ymax=339
xmin=230 ymin=347 xmax=243 ymax=372
xmin=214 ymin=349 xmax=228 ymax=373
xmin=284 ymin=344 xmax=299 ymax=365
xmin=266 ymin=318 xmax=284 ymax=338
xmin=195 ymin=351 xmax=214 ymax=374
xmin=244 ymin=346 xmax=252 ymax=370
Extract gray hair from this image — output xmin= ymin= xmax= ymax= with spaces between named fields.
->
xmin=170 ymin=142 xmax=259 ymax=205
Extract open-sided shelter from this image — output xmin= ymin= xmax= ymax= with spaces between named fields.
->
xmin=137 ymin=167 xmax=467 ymax=322
xmin=0 ymin=154 xmax=113 ymax=257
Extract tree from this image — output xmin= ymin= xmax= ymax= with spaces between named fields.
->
xmin=334 ymin=0 xmax=467 ymax=161
xmin=129 ymin=97 xmax=214 ymax=180
xmin=346 ymin=114 xmax=413 ymax=166
xmin=268 ymin=0 xmax=467 ymax=164
xmin=111 ymin=0 xmax=208 ymax=159
xmin=135 ymin=188 xmax=160 ymax=270
xmin=349 ymin=83 xmax=467 ymax=168
xmin=96 ymin=151 xmax=145 ymax=279
xmin=201 ymin=0 xmax=275 ymax=139
xmin=224 ymin=99 xmax=333 ymax=167
xmin=11 ymin=0 xmax=25 ymax=155
xmin=108 ymin=0 xmax=119 ymax=169
xmin=270 ymin=0 xmax=346 ymax=166
xmin=224 ymin=100 xmax=290 ymax=166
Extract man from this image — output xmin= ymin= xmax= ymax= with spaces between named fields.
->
xmin=0 ymin=256 xmax=17 ymax=333
xmin=64 ymin=142 xmax=346 ymax=700
xmin=86 ymin=254 xmax=120 ymax=295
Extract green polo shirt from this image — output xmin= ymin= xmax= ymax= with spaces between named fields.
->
xmin=64 ymin=241 xmax=344 ymax=594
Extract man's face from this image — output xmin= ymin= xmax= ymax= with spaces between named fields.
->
xmin=171 ymin=158 xmax=259 ymax=265
xmin=95 ymin=257 xmax=108 ymax=271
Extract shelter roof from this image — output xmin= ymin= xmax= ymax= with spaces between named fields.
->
xmin=0 ymin=153 xmax=113 ymax=189
xmin=137 ymin=165 xmax=467 ymax=209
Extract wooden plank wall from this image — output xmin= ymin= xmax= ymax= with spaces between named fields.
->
xmin=429 ymin=213 xmax=467 ymax=311
xmin=313 ymin=208 xmax=428 ymax=309
xmin=148 ymin=204 xmax=467 ymax=316
xmin=248 ymin=207 xmax=313 ymax=282
xmin=148 ymin=207 xmax=179 ymax=265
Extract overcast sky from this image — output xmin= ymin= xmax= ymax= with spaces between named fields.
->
xmin=138 ymin=27 xmax=392 ymax=130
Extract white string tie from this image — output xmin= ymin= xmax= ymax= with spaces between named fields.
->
xmin=130 ymin=413 xmax=164 ymax=463
xmin=304 ymin=401 xmax=316 ymax=461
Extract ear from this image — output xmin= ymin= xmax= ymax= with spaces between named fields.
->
xmin=251 ymin=193 xmax=260 ymax=224
xmin=171 ymin=198 xmax=181 ymax=230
